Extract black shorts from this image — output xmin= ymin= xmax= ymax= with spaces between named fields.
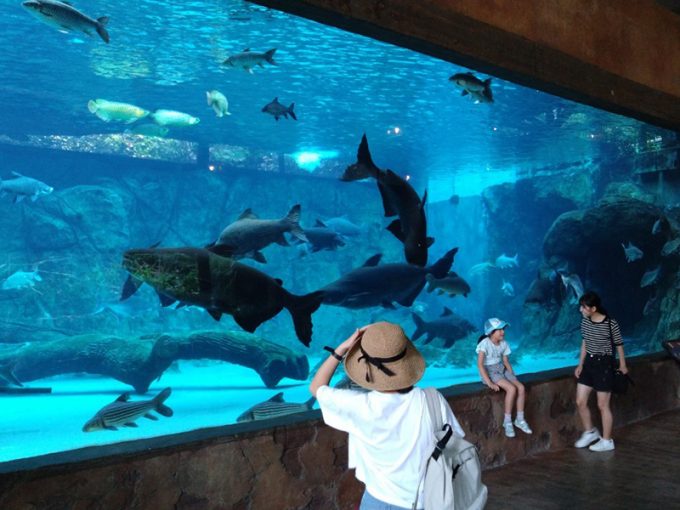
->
xmin=578 ymin=354 xmax=614 ymax=392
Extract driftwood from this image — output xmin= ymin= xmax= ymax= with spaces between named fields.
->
xmin=0 ymin=330 xmax=309 ymax=393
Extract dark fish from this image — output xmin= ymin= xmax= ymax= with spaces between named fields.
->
xmin=262 ymin=97 xmax=296 ymax=121
xmin=319 ymin=247 xmax=457 ymax=309
xmin=214 ymin=205 xmax=307 ymax=263
xmin=121 ymin=245 xmax=322 ymax=346
xmin=82 ymin=388 xmax=172 ymax=432
xmin=223 ymin=48 xmax=277 ymax=73
xmin=341 ymin=135 xmax=433 ymax=266
xmin=236 ymin=392 xmax=316 ymax=422
xmin=425 ymin=271 xmax=471 ymax=297
xmin=300 ymin=220 xmax=346 ymax=253
xmin=22 ymin=0 xmax=110 ymax=43
xmin=448 ymin=72 xmax=493 ymax=103
xmin=411 ymin=308 xmax=475 ymax=348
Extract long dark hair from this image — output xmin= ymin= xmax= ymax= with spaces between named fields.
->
xmin=579 ymin=291 xmax=609 ymax=318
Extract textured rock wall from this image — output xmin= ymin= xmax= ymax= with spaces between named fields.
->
xmin=1 ymin=355 xmax=678 ymax=510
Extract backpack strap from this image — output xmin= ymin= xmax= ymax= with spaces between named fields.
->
xmin=424 ymin=387 xmax=444 ymax=432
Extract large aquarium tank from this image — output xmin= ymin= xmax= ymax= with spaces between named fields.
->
xmin=0 ymin=0 xmax=678 ymax=465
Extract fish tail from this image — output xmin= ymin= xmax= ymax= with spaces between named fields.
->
xmin=96 ymin=17 xmax=110 ymax=43
xmin=153 ymin=387 xmax=173 ymax=417
xmin=411 ymin=312 xmax=426 ymax=342
xmin=427 ymin=247 xmax=458 ymax=279
xmin=264 ymin=48 xmax=277 ymax=65
xmin=425 ymin=273 xmax=435 ymax=292
xmin=305 ymin=396 xmax=316 ymax=409
xmin=288 ymin=103 xmax=297 ymax=121
xmin=284 ymin=204 xmax=307 ymax=242
xmin=87 ymin=100 xmax=98 ymax=114
xmin=284 ymin=291 xmax=324 ymax=347
xmin=357 ymin=134 xmax=379 ymax=177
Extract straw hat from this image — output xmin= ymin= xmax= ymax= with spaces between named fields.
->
xmin=344 ymin=322 xmax=425 ymax=391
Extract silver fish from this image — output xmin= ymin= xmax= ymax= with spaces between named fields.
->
xmin=448 ymin=72 xmax=493 ymax=103
xmin=495 ymin=253 xmax=519 ymax=269
xmin=425 ymin=272 xmax=471 ymax=297
xmin=223 ymin=48 xmax=277 ymax=73
xmin=640 ymin=266 xmax=661 ymax=288
xmin=559 ymin=272 xmax=584 ymax=303
xmin=82 ymin=387 xmax=173 ymax=432
xmin=1 ymin=270 xmax=42 ymax=290
xmin=236 ymin=392 xmax=315 ymax=422
xmin=0 ymin=172 xmax=53 ymax=203
xmin=622 ymin=242 xmax=643 ymax=262
xmin=261 ymin=97 xmax=296 ymax=121
xmin=501 ymin=279 xmax=515 ymax=297
xmin=22 ymin=0 xmax=109 ymax=43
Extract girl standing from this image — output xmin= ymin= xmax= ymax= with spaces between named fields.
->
xmin=476 ymin=317 xmax=532 ymax=438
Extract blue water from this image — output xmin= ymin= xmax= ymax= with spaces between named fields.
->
xmin=0 ymin=0 xmax=676 ymax=463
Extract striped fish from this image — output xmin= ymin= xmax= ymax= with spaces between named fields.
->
xmin=82 ymin=387 xmax=173 ymax=432
xmin=236 ymin=392 xmax=315 ymax=422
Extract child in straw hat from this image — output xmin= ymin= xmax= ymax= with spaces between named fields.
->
xmin=310 ymin=321 xmax=465 ymax=510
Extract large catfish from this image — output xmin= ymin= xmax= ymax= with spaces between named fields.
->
xmin=121 ymin=246 xmax=322 ymax=346
xmin=341 ymin=134 xmax=433 ymax=267
xmin=319 ymin=248 xmax=457 ymax=309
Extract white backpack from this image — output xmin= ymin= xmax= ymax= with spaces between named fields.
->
xmin=412 ymin=388 xmax=488 ymax=510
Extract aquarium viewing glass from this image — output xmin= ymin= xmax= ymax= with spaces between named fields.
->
xmin=0 ymin=0 xmax=677 ymax=464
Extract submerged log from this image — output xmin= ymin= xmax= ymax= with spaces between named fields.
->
xmin=0 ymin=330 xmax=309 ymax=393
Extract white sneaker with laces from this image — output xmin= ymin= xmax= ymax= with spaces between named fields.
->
xmin=574 ymin=428 xmax=601 ymax=448
xmin=503 ymin=422 xmax=515 ymax=438
xmin=589 ymin=438 xmax=615 ymax=452
xmin=514 ymin=418 xmax=533 ymax=434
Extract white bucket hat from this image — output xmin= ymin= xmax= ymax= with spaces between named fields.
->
xmin=484 ymin=317 xmax=509 ymax=336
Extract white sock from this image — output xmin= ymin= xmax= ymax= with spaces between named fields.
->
xmin=517 ymin=412 xmax=525 ymax=421
xmin=504 ymin=414 xmax=512 ymax=424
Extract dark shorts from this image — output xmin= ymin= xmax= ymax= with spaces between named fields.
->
xmin=578 ymin=354 xmax=614 ymax=392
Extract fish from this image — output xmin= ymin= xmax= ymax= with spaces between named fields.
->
xmin=206 ymin=90 xmax=231 ymax=117
xmin=468 ymin=262 xmax=496 ymax=277
xmin=322 ymin=216 xmax=362 ymax=237
xmin=87 ymin=99 xmax=149 ymax=123
xmin=341 ymin=134 xmax=433 ymax=267
xmin=1 ymin=270 xmax=42 ymax=290
xmin=319 ymin=247 xmax=457 ymax=309
xmin=501 ymin=279 xmax=515 ymax=297
xmin=214 ymin=205 xmax=307 ymax=263
xmin=661 ymin=238 xmax=680 ymax=258
xmin=223 ymin=48 xmax=277 ymax=73
xmin=448 ymin=72 xmax=493 ymax=103
xmin=0 ymin=172 xmax=53 ymax=203
xmin=22 ymin=0 xmax=110 ymax=43
xmin=0 ymin=361 xmax=23 ymax=387
xmin=652 ymin=218 xmax=667 ymax=236
xmin=236 ymin=392 xmax=316 ymax=422
xmin=261 ymin=97 xmax=296 ymax=121
xmin=299 ymin=220 xmax=346 ymax=253
xmin=82 ymin=388 xmax=173 ymax=432
xmin=425 ymin=272 xmax=471 ymax=297
xmin=621 ymin=242 xmax=643 ymax=262
xmin=121 ymin=245 xmax=323 ymax=346
xmin=640 ymin=266 xmax=661 ymax=288
xmin=411 ymin=308 xmax=475 ymax=348
xmin=124 ymin=123 xmax=169 ymax=137
xmin=559 ymin=272 xmax=584 ymax=303
xmin=449 ymin=194 xmax=460 ymax=206
xmin=150 ymin=109 xmax=200 ymax=127
xmin=495 ymin=253 xmax=519 ymax=269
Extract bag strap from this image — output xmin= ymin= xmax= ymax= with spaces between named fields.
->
xmin=608 ymin=317 xmax=617 ymax=360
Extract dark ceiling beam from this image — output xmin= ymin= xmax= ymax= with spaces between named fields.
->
xmin=251 ymin=0 xmax=680 ymax=132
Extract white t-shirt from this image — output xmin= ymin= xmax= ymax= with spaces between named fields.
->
xmin=476 ymin=337 xmax=511 ymax=365
xmin=316 ymin=385 xmax=465 ymax=508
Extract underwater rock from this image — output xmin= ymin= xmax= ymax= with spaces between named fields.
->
xmin=0 ymin=329 xmax=309 ymax=392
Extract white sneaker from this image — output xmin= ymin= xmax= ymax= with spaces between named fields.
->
xmin=589 ymin=438 xmax=615 ymax=452
xmin=503 ymin=422 xmax=515 ymax=438
xmin=514 ymin=418 xmax=533 ymax=434
xmin=574 ymin=428 xmax=600 ymax=448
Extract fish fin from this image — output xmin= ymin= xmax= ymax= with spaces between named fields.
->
xmin=123 ymin=422 xmax=139 ymax=428
xmin=10 ymin=171 xmax=24 ymax=177
xmin=144 ymin=413 xmax=159 ymax=421
xmin=288 ymin=103 xmax=297 ymax=120
xmin=208 ymin=309 xmax=222 ymax=321
xmin=264 ymin=48 xmax=277 ymax=65
xmin=156 ymin=292 xmax=175 ymax=307
xmin=341 ymin=134 xmax=380 ymax=182
xmin=421 ymin=189 xmax=428 ymax=206
xmin=461 ymin=90 xmax=469 ymax=96
xmin=269 ymin=392 xmax=285 ymax=402
xmin=275 ymin=234 xmax=290 ymax=246
xmin=411 ymin=312 xmax=426 ymax=341
xmin=437 ymin=289 xmax=444 ymax=295
xmin=120 ymin=275 xmax=143 ymax=301
xmin=96 ymin=20 xmax=110 ymax=43
xmin=284 ymin=290 xmax=324 ymax=347
xmin=0 ymin=362 xmax=23 ymax=387
xmin=375 ymin=183 xmax=397 ymax=219
xmin=31 ymin=195 xmax=38 ymax=202
xmin=362 ymin=254 xmax=382 ymax=267
xmin=285 ymin=204 xmax=307 ymax=242
xmin=386 ymin=219 xmax=405 ymax=242
xmin=274 ymin=278 xmax=283 ymax=286
xmin=207 ymin=244 xmax=235 ymax=258
xmin=428 ymin=247 xmax=458 ymax=279
xmin=314 ymin=219 xmax=327 ymax=227
xmin=424 ymin=332 xmax=436 ymax=344
xmin=238 ymin=208 xmax=258 ymax=220
xmin=252 ymin=251 xmax=267 ymax=263
xmin=154 ymin=388 xmax=173 ymax=417
xmin=115 ymin=393 xmax=131 ymax=403
xmin=246 ymin=67 xmax=254 ymax=74
xmin=381 ymin=301 xmax=396 ymax=309
xmin=396 ymin=283 xmax=425 ymax=307
xmin=243 ymin=48 xmax=250 ymax=51
xmin=441 ymin=307 xmax=453 ymax=317
xmin=426 ymin=237 xmax=435 ymax=247
xmin=233 ymin=311 xmax=269 ymax=335
xmin=14 ymin=195 xmax=24 ymax=203
xmin=104 ymin=425 xmax=118 ymax=431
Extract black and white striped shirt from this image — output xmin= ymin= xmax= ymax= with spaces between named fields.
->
xmin=581 ymin=317 xmax=623 ymax=355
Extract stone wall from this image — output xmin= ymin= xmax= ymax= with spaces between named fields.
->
xmin=1 ymin=354 xmax=679 ymax=509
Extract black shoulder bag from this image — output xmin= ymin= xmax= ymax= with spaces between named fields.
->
xmin=608 ymin=318 xmax=634 ymax=394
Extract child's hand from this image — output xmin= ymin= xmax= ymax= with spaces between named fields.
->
xmin=574 ymin=365 xmax=583 ymax=378
xmin=336 ymin=327 xmax=367 ymax=356
xmin=488 ymin=382 xmax=500 ymax=392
